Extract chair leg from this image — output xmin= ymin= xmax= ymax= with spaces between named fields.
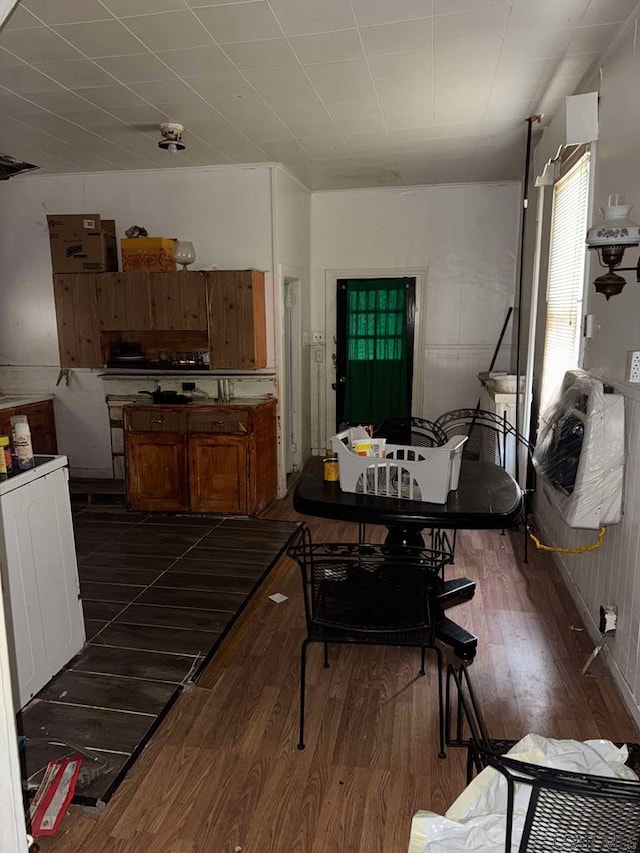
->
xmin=323 ymin=642 xmax=330 ymax=668
xmin=434 ymin=645 xmax=446 ymax=759
xmin=419 ymin=646 xmax=426 ymax=676
xmin=523 ymin=514 xmax=529 ymax=563
xmin=298 ymin=639 xmax=310 ymax=751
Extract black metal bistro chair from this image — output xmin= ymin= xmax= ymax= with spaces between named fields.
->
xmin=444 ymin=664 xmax=640 ymax=853
xmin=372 ymin=416 xmax=448 ymax=449
xmin=288 ymin=525 xmax=453 ymax=756
xmin=435 ymin=408 xmax=534 ymax=561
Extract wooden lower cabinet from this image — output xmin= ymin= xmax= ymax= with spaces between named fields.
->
xmin=124 ymin=400 xmax=276 ymax=515
xmin=125 ymin=432 xmax=188 ymax=512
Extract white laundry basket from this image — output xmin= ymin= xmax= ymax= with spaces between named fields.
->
xmin=331 ymin=428 xmax=467 ymax=504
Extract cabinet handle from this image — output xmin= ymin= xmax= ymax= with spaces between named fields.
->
xmin=151 ymin=417 xmax=164 ymax=424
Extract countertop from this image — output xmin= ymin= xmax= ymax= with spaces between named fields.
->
xmin=123 ymin=396 xmax=275 ymax=409
xmin=0 ymin=395 xmax=54 ymax=412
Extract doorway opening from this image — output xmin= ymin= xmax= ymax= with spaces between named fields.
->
xmin=283 ymin=276 xmax=302 ymax=484
xmin=335 ymin=277 xmax=416 ymax=429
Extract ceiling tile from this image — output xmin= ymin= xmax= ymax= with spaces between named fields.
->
xmin=316 ymin=81 xmax=377 ymax=104
xmin=297 ymin=137 xmax=349 ymax=157
xmin=267 ymin=0 xmax=357 ymax=36
xmin=3 ymin=5 xmax=43 ymax=29
xmin=434 ymin=8 xmax=510 ymax=40
xmin=22 ymin=0 xmax=114 ymax=25
xmin=221 ymin=38 xmax=299 ymax=70
xmin=286 ymin=119 xmax=337 ymax=136
xmin=506 ymin=0 xmax=590 ymax=37
xmin=433 ymin=0 xmax=511 ymax=12
xmin=482 ymin=97 xmax=537 ymax=120
xmin=151 ymin=100 xmax=222 ymax=123
xmin=96 ymin=52 xmax=175 ymax=83
xmin=566 ymin=23 xmax=621 ymax=54
xmin=0 ymin=47 xmax=25 ymax=67
xmin=156 ymin=45 xmax=234 ymax=76
xmin=58 ymin=108 xmax=123 ymax=128
xmin=208 ymin=92 xmax=276 ymax=119
xmin=375 ymin=75 xmax=432 ymax=100
xmin=326 ymin=100 xmax=382 ymax=120
xmin=290 ymin=30 xmax=364 ymax=64
xmin=499 ymin=31 xmax=572 ymax=63
xmin=243 ymin=66 xmax=312 ymax=92
xmin=105 ymin=103 xmax=167 ymax=126
xmin=489 ymin=73 xmax=545 ymax=103
xmin=0 ymin=63 xmax=62 ymax=93
xmin=53 ymin=20 xmax=148 ymax=57
xmin=368 ymin=49 xmax=431 ymax=79
xmin=183 ymin=71 xmax=254 ymax=98
xmin=495 ymin=56 xmax=559 ymax=80
xmin=131 ymin=78 xmax=204 ymax=104
xmin=388 ymin=112 xmax=435 ymax=130
xmin=271 ymin=104 xmax=333 ymax=123
xmin=360 ymin=18 xmax=434 ymax=56
xmin=123 ymin=11 xmax=212 ymax=52
xmin=260 ymin=88 xmax=324 ymax=110
xmin=71 ymin=85 xmax=147 ymax=109
xmin=334 ymin=115 xmax=386 ymax=133
xmin=34 ymin=59 xmax=117 ymax=88
xmin=102 ymin=0 xmax=185 ymax=13
xmin=344 ymin=129 xmax=389 ymax=146
xmin=581 ymin=0 xmax=639 ymax=26
xmin=553 ymin=52 xmax=599 ymax=79
xmin=352 ymin=0 xmax=433 ymax=26
xmin=194 ymin=3 xmax=282 ymax=44
xmin=304 ymin=58 xmax=371 ymax=86
xmin=0 ymin=27 xmax=85 ymax=62
xmin=25 ymin=88 xmax=97 ymax=112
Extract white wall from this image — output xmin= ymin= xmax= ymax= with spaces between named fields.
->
xmin=530 ymin=9 xmax=640 ymax=726
xmin=0 ymin=164 xmax=273 ymax=476
xmin=273 ymin=166 xmax=311 ymax=486
xmin=310 ymin=182 xmax=521 ymax=445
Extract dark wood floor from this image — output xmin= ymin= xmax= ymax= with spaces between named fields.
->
xmin=38 ymin=498 xmax=639 ymax=852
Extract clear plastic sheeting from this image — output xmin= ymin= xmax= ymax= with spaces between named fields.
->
xmin=532 ymin=370 xmax=625 ymax=529
xmin=408 ymin=734 xmax=637 ymax=853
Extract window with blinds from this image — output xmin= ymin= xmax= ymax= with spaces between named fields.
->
xmin=539 ymin=150 xmax=591 ymax=414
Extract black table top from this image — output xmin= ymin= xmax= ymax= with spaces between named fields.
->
xmin=293 ymin=457 xmax=523 ymax=530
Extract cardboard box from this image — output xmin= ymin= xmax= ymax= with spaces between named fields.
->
xmin=121 ymin=237 xmax=176 ymax=273
xmin=47 ymin=214 xmax=118 ymax=274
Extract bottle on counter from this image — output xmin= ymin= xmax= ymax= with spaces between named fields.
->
xmin=0 ymin=434 xmax=12 ymax=476
xmin=11 ymin=416 xmax=35 ymax=471
xmin=0 ymin=437 xmax=7 ymax=480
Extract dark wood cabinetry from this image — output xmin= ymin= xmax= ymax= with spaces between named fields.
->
xmin=124 ymin=400 xmax=276 ymax=515
xmin=0 ymin=399 xmax=57 ymax=455
xmin=53 ymin=270 xmax=266 ymax=370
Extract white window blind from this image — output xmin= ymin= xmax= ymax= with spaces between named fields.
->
xmin=540 ymin=151 xmax=590 ymax=414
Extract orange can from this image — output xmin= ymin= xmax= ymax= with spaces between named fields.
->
xmin=323 ymin=457 xmax=339 ymax=482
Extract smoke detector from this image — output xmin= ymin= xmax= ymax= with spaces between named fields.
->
xmin=158 ymin=122 xmax=185 ymax=155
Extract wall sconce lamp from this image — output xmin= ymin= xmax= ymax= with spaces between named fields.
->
xmin=586 ymin=194 xmax=640 ymax=299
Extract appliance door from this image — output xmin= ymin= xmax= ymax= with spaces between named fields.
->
xmin=0 ymin=465 xmax=85 ymax=710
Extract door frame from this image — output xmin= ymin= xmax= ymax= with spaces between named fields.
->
xmin=323 ymin=267 xmax=428 ymax=451
xmin=282 ymin=272 xmax=303 ymax=477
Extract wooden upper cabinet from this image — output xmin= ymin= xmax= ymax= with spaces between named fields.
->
xmin=150 ymin=271 xmax=207 ymax=330
xmin=96 ymin=272 xmax=151 ymax=330
xmin=206 ymin=270 xmax=267 ymax=370
xmin=52 ymin=274 xmax=102 ymax=368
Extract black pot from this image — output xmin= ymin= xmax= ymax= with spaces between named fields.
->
xmin=138 ymin=389 xmax=190 ymax=404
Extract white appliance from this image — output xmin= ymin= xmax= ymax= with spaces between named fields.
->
xmin=0 ymin=455 xmax=85 ymax=711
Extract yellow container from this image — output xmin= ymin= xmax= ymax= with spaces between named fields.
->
xmin=121 ymin=237 xmax=176 ymax=272
xmin=323 ymin=457 xmax=339 ymax=482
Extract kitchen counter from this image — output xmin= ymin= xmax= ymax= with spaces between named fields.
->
xmin=123 ymin=396 xmax=275 ymax=409
xmin=0 ymin=394 xmax=54 ymax=411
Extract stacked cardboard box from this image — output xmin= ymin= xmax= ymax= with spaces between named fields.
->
xmin=47 ymin=214 xmax=118 ymax=274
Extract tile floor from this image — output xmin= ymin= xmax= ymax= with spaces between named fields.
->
xmin=17 ymin=510 xmax=300 ymax=807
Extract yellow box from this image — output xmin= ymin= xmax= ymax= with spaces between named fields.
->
xmin=121 ymin=237 xmax=176 ymax=272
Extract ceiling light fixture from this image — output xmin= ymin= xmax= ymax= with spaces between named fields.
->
xmin=586 ymin=194 xmax=640 ymax=299
xmin=158 ymin=122 xmax=186 ymax=155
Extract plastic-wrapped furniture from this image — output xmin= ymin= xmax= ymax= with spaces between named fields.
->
xmin=444 ymin=664 xmax=640 ymax=853
xmin=288 ymin=526 xmax=452 ymax=755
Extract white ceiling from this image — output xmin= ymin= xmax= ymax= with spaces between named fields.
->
xmin=0 ymin=0 xmax=635 ymax=189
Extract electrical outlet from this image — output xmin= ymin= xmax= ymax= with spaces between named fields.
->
xmin=626 ymin=351 xmax=640 ymax=382
xmin=311 ymin=331 xmax=324 ymax=343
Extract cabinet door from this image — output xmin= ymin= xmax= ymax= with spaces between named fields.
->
xmin=125 ymin=432 xmax=188 ymax=511
xmin=206 ymin=270 xmax=267 ymax=369
xmin=1 ymin=401 xmax=58 ymax=455
xmin=52 ymin=275 xmax=102 ymax=368
xmin=188 ymin=434 xmax=248 ymax=514
xmin=97 ymin=273 xmax=151 ymax=330
xmin=150 ymin=272 xmax=207 ymax=330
